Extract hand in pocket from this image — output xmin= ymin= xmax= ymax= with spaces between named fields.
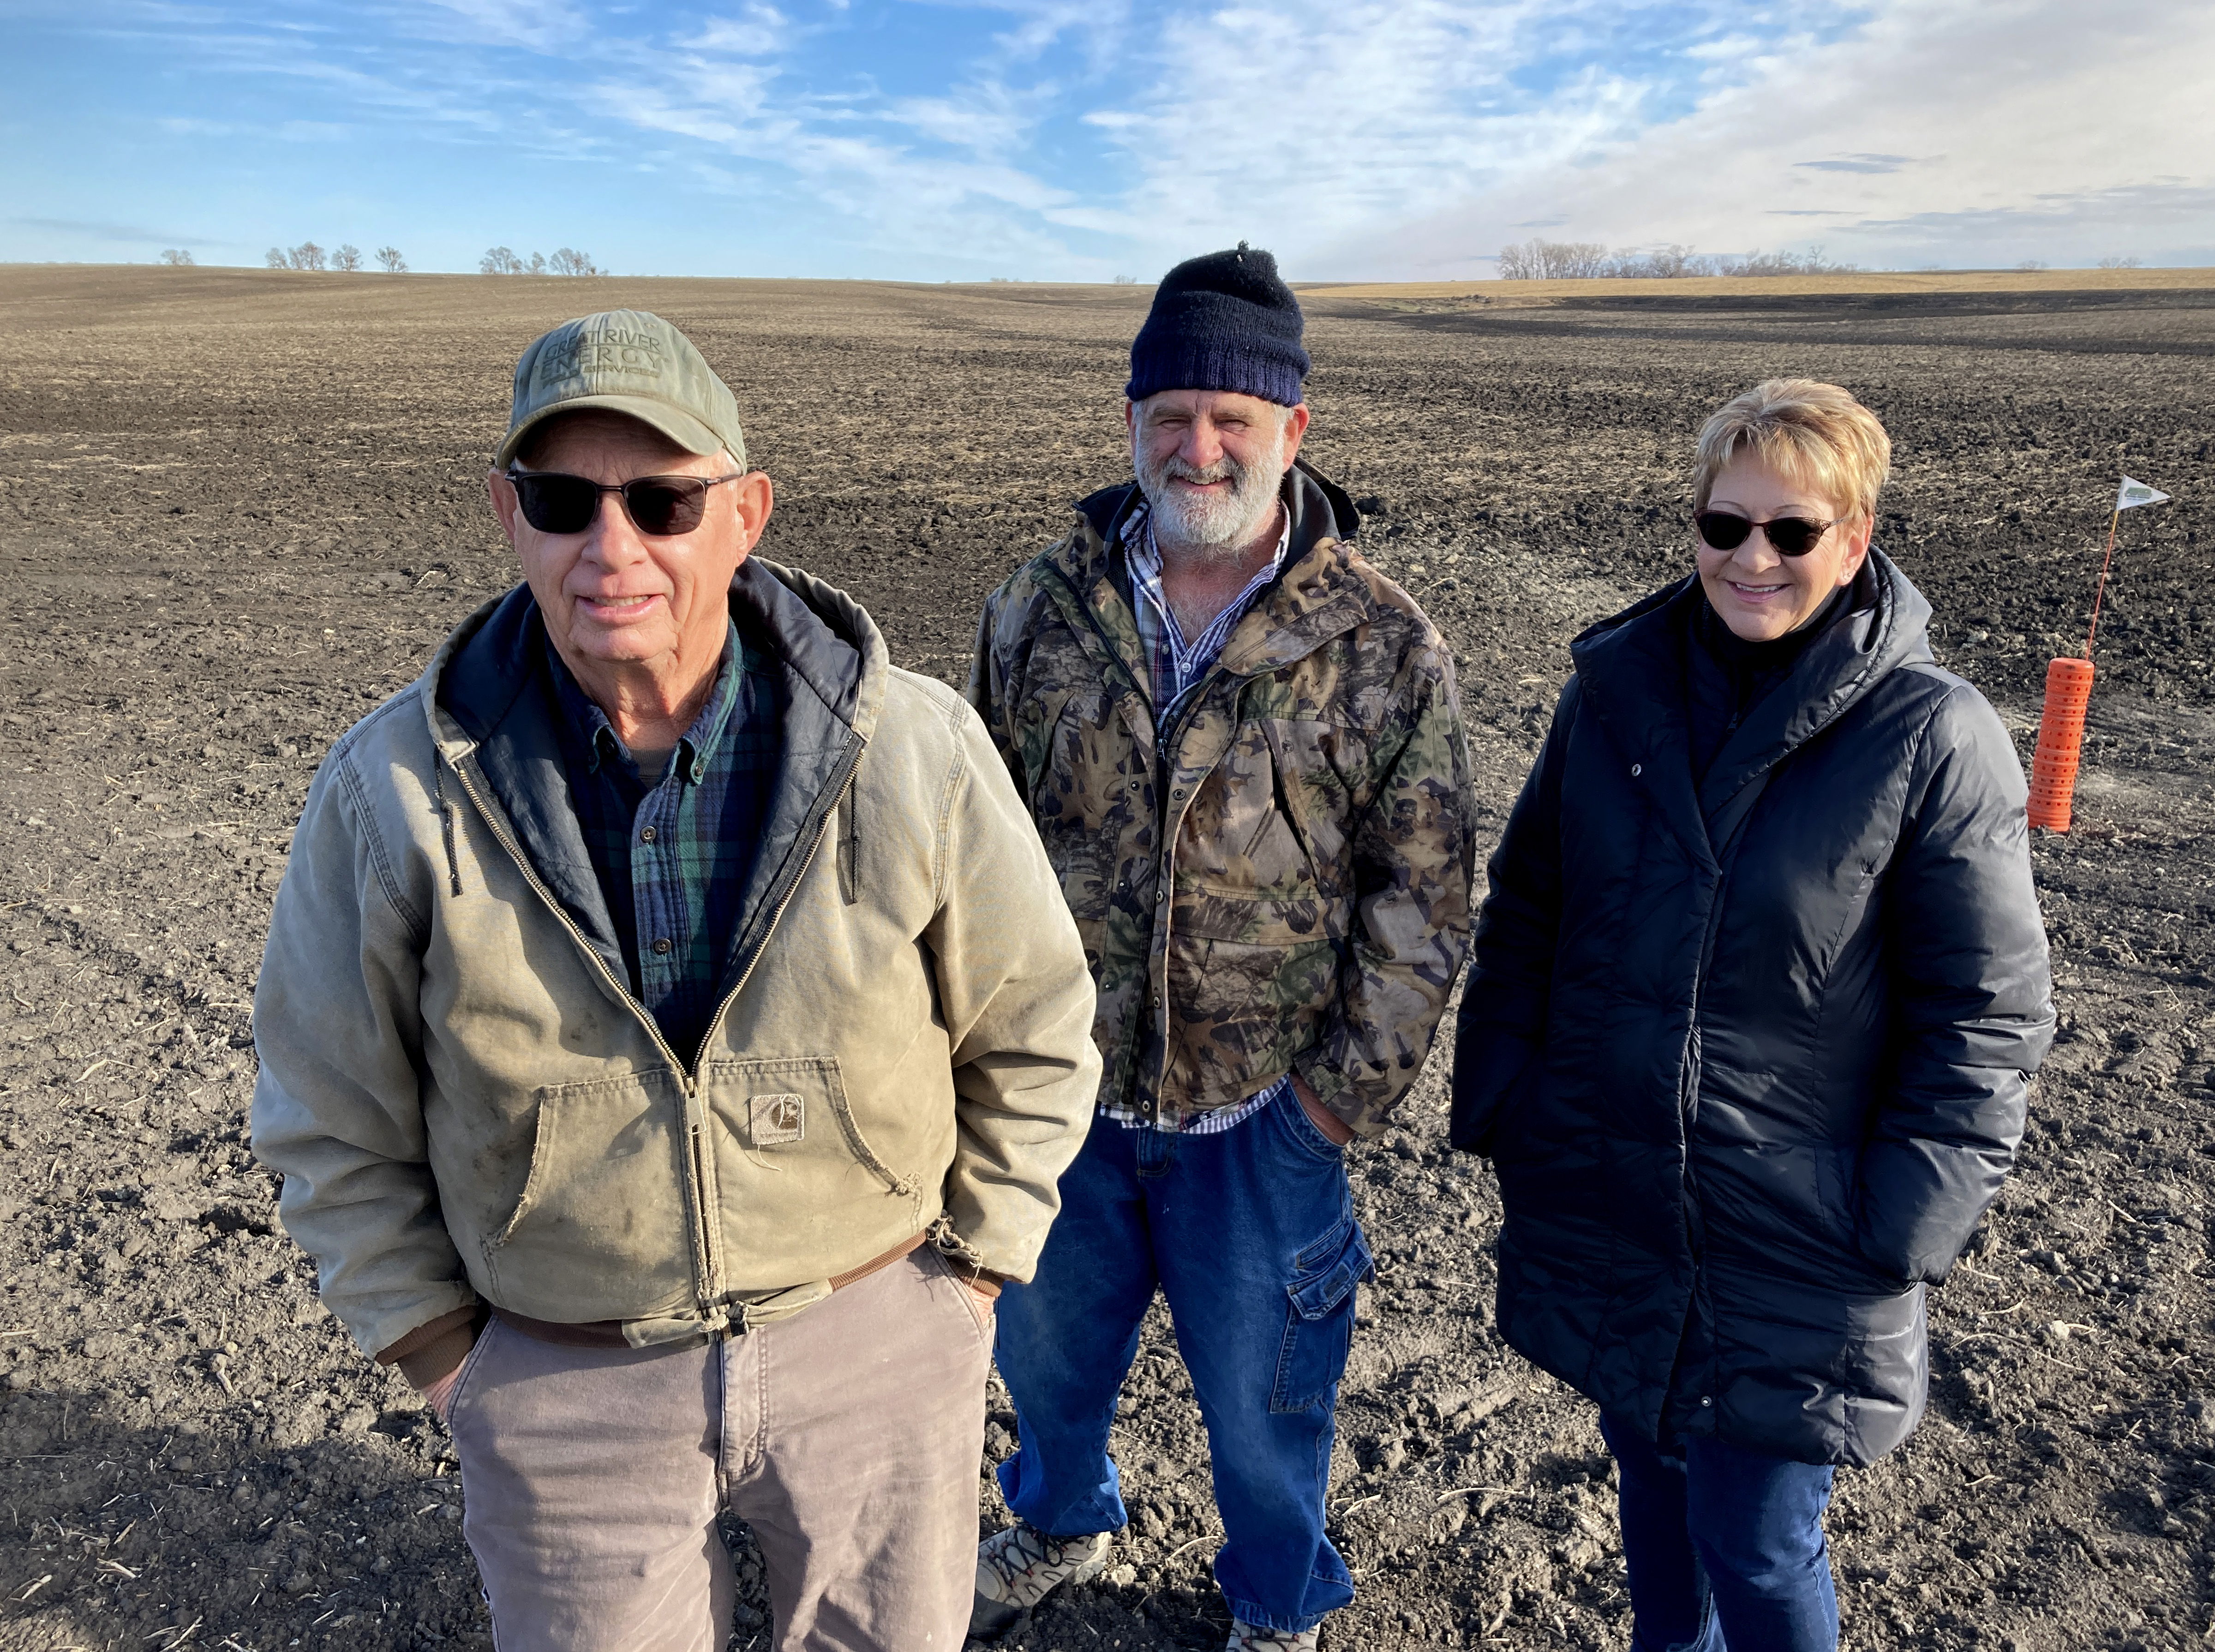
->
xmin=421 ymin=1364 xmax=463 ymax=1425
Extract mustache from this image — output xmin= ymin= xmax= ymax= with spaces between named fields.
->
xmin=1161 ymin=454 xmax=1252 ymax=490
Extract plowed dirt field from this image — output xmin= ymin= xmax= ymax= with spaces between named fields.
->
xmin=0 ymin=266 xmax=2211 ymax=1652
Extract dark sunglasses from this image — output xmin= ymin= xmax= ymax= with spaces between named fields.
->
xmin=508 ymin=469 xmax=743 ymax=536
xmin=1694 ymin=510 xmax=1847 ymax=558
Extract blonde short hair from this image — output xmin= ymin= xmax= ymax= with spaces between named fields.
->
xmin=1693 ymin=378 xmax=1892 ymax=521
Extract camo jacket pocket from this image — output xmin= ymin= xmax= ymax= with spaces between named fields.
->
xmin=1023 ymin=684 xmax=1154 ymax=942
xmin=1176 ymin=717 xmax=1343 ymax=921
xmin=1165 ymin=928 xmax=1341 ymax=1096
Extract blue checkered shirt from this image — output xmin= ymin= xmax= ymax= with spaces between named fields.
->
xmin=545 ymin=621 xmax=783 ymax=1063
xmin=1111 ymin=500 xmax=1294 ymax=1136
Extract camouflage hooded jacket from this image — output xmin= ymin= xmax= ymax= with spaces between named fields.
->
xmin=969 ymin=462 xmax=1477 ymax=1137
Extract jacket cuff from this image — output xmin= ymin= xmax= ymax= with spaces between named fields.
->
xmin=930 ymin=1215 xmax=1019 ymax=1290
xmin=1292 ymin=1057 xmax=1379 ymax=1139
xmin=376 ymin=1305 xmax=482 ymax=1391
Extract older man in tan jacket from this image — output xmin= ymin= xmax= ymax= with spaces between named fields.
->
xmin=251 ymin=310 xmax=1101 ymax=1652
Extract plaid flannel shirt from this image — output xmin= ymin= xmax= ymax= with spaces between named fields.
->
xmin=1110 ymin=500 xmax=1293 ymax=1136
xmin=545 ymin=621 xmax=784 ymax=1063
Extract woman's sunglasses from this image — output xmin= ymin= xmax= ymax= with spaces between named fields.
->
xmin=1694 ymin=510 xmax=1846 ymax=558
xmin=508 ymin=469 xmax=743 ymax=537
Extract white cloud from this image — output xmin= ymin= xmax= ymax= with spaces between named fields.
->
xmin=693 ymin=5 xmax=793 ymax=57
xmin=414 ymin=0 xmax=591 ymax=51
xmin=950 ymin=0 xmax=1137 ymax=66
xmin=513 ymin=0 xmax=2215 ymax=275
xmin=874 ymin=0 xmax=1849 ymax=271
xmin=1038 ymin=0 xmax=1778 ymax=274
xmin=42 ymin=0 xmax=2211 ymax=278
xmin=886 ymin=78 xmax=1048 ymax=158
xmin=1337 ymin=0 xmax=2215 ymax=275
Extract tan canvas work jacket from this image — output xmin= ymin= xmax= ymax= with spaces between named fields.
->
xmin=968 ymin=464 xmax=1476 ymax=1137
xmin=251 ymin=559 xmax=1101 ymax=1366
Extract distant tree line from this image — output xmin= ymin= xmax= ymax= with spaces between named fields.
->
xmin=261 ymin=242 xmax=408 ymax=272
xmin=1499 ymin=239 xmax=2158 ymax=280
xmin=2024 ymin=257 xmax=2149 ymax=272
xmin=480 ymin=247 xmax=604 ymax=276
xmin=1497 ymin=239 xmax=1859 ymax=279
xmin=210 ymin=240 xmax=608 ymax=275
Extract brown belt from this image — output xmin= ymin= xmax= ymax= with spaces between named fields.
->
xmin=493 ymin=1231 xmax=930 ymax=1349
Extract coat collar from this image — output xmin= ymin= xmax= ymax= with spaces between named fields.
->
xmin=419 ymin=559 xmax=883 ymax=1021
xmin=1040 ymin=460 xmax=1371 ymax=694
xmin=429 ymin=557 xmax=877 ymax=755
xmin=1569 ymin=549 xmax=1934 ymax=864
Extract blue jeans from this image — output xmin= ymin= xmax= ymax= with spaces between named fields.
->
xmin=994 ymin=1089 xmax=1372 ymax=1634
xmin=1599 ymin=1413 xmax=1839 ymax=1652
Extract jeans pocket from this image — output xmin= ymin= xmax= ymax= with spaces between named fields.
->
xmin=1279 ymin=1084 xmax=1347 ymax=1161
xmin=1270 ymin=1220 xmax=1374 ymax=1415
xmin=921 ymin=1245 xmax=996 ymax=1348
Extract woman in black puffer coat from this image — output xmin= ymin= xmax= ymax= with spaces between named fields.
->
xmin=1451 ymin=379 xmax=2053 ymax=1652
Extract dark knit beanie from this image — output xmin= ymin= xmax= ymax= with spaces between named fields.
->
xmin=1125 ymin=242 xmax=1309 ymax=407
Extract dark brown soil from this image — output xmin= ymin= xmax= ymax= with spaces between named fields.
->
xmin=0 ymin=265 xmax=2210 ymax=1652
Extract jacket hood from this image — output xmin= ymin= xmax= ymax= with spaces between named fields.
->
xmin=1568 ymin=548 xmax=1934 ymax=853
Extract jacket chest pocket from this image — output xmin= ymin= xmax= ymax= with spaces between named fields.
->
xmin=1176 ymin=718 xmax=1347 ymax=927
xmin=698 ymin=1056 xmax=925 ymax=1261
xmin=1025 ymin=685 xmax=1150 ymax=940
xmin=1166 ymin=718 xmax=1347 ymax=1085
xmin=479 ymin=1070 xmax=695 ymax=1318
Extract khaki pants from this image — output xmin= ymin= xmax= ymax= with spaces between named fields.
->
xmin=445 ymin=1247 xmax=993 ymax=1652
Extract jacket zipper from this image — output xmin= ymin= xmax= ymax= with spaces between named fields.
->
xmin=448 ymin=742 xmax=862 ymax=1330
xmin=1039 ymin=561 xmax=1160 ymax=1116
xmin=679 ymin=753 xmax=859 ymax=1311
xmin=1143 ymin=656 xmax=1255 ymax=1119
xmin=1673 ymin=843 xmax=1746 ymax=1419
xmin=692 ymin=755 xmax=861 ymax=1069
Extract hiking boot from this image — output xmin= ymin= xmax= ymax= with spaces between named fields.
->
xmin=1226 ymin=1621 xmax=1321 ymax=1652
xmin=970 ymin=1522 xmax=1113 ymax=1639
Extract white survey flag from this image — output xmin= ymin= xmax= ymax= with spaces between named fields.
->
xmin=2117 ymin=476 xmax=2170 ymax=511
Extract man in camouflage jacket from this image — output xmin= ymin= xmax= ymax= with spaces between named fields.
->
xmin=966 ymin=246 xmax=1476 ymax=1651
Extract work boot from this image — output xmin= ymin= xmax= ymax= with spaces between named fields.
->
xmin=970 ymin=1522 xmax=1113 ymax=1639
xmin=1226 ymin=1622 xmax=1321 ymax=1651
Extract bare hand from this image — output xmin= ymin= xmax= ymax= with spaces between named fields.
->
xmin=1292 ymin=1076 xmax=1355 ymax=1147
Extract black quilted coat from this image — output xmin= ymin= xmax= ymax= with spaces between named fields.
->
xmin=1451 ymin=552 xmax=2053 ymax=1467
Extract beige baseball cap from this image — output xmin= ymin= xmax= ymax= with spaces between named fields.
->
xmin=495 ymin=309 xmax=748 ymax=471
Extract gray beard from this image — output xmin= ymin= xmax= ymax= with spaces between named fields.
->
xmin=1137 ymin=444 xmax=1287 ymax=563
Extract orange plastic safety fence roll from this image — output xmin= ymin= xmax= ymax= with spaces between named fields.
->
xmin=2027 ymin=657 xmax=2095 ymax=832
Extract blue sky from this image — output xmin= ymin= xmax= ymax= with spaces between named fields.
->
xmin=3 ymin=0 xmax=2210 ymax=280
